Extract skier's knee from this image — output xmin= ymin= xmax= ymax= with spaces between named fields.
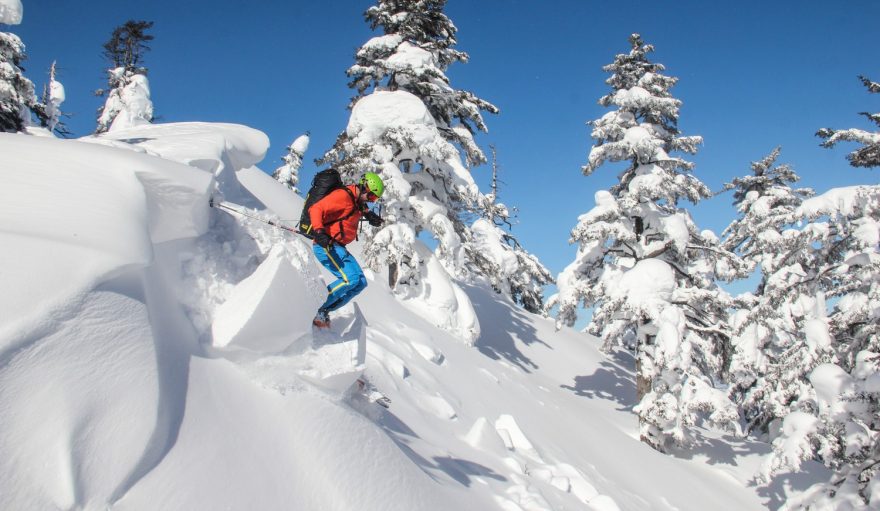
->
xmin=354 ymin=275 xmax=368 ymax=294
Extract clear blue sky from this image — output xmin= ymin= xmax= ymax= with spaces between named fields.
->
xmin=10 ymin=0 xmax=879 ymax=282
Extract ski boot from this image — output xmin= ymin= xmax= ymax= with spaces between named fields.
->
xmin=312 ymin=309 xmax=331 ymax=329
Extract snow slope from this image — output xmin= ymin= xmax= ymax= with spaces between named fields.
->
xmin=0 ymin=124 xmax=826 ymax=510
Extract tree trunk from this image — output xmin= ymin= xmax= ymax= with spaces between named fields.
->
xmin=388 ymin=262 xmax=398 ymax=289
xmin=636 ymin=332 xmax=654 ymax=447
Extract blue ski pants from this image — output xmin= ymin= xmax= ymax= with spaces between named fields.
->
xmin=313 ymin=243 xmax=368 ymax=312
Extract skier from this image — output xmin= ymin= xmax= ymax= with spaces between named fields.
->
xmin=309 ymin=172 xmax=385 ymax=328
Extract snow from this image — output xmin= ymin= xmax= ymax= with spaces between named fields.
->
xmin=798 ymin=185 xmax=875 ymax=219
xmin=211 ymin=244 xmax=323 ymax=351
xmin=0 ymin=0 xmax=22 ymax=25
xmin=385 ymin=41 xmax=438 ymax=75
xmin=612 ymin=258 xmax=675 ymax=307
xmin=810 ymin=363 xmax=854 ymax=420
xmin=291 ymin=132 xmax=310 ymax=154
xmin=0 ymin=121 xmax=826 ymax=510
xmin=347 ymin=89 xmax=437 ymax=144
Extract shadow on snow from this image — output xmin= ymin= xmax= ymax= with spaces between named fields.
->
xmin=463 ymin=283 xmax=549 ymax=373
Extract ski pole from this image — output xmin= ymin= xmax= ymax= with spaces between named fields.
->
xmin=209 ymin=197 xmax=300 ymax=235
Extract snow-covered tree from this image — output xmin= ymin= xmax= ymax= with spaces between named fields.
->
xmin=759 ymin=83 xmax=880 ymax=506
xmin=273 ymin=132 xmax=309 ymax=193
xmin=0 ymin=23 xmax=40 ymax=132
xmin=465 ymin=146 xmax=553 ymax=314
xmin=321 ymin=0 xmax=498 ymax=288
xmin=720 ymin=148 xmax=818 ymax=435
xmin=759 ymin=186 xmax=880 ymax=508
xmin=347 ymin=0 xmax=499 ymax=166
xmin=38 ymin=61 xmax=67 ymax=136
xmin=95 ymin=20 xmax=154 ymax=134
xmin=549 ymin=34 xmax=741 ymax=451
xmin=817 ymin=76 xmax=880 ymax=168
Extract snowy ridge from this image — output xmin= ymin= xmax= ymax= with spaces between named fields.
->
xmin=0 ymin=123 xmax=824 ymax=510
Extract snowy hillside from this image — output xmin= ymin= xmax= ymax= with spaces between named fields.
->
xmin=0 ymin=123 xmax=826 ymax=510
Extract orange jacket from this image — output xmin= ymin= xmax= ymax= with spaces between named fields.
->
xmin=308 ymin=185 xmax=363 ymax=245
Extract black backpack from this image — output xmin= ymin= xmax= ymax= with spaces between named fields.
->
xmin=298 ymin=168 xmax=357 ymax=238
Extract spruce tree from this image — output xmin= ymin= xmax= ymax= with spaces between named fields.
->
xmin=720 ymin=148 xmax=819 ymax=436
xmin=273 ymin=132 xmax=309 ymax=193
xmin=96 ymin=20 xmax=155 ymax=133
xmin=817 ymin=76 xmax=880 ymax=168
xmin=550 ymin=34 xmax=740 ymax=450
xmin=347 ymin=0 xmax=499 ymax=166
xmin=760 ymin=186 xmax=880 ymax=508
xmin=39 ymin=61 xmax=69 ymax=136
xmin=466 ymin=146 xmax=553 ymax=314
xmin=0 ymin=29 xmax=39 ymax=133
xmin=321 ymin=0 xmax=498 ymax=289
xmin=760 ymin=77 xmax=880 ymax=508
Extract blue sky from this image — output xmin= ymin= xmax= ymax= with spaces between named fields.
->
xmin=10 ymin=0 xmax=879 ymax=283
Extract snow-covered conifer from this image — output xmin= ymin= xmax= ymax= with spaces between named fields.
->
xmin=0 ymin=24 xmax=40 ymax=132
xmin=466 ymin=146 xmax=553 ymax=314
xmin=273 ymin=132 xmax=309 ymax=193
xmin=95 ymin=20 xmax=154 ymax=134
xmin=720 ymin=149 xmax=819 ymax=435
xmin=321 ymin=0 xmax=498 ymax=289
xmin=761 ymin=186 xmax=880 ymax=507
xmin=39 ymin=61 xmax=67 ymax=136
xmin=347 ymin=0 xmax=499 ymax=166
xmin=817 ymin=76 xmax=880 ymax=168
xmin=550 ymin=34 xmax=741 ymax=450
xmin=759 ymin=86 xmax=880 ymax=505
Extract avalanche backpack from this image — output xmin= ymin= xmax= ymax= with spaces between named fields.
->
xmin=297 ymin=168 xmax=357 ymax=238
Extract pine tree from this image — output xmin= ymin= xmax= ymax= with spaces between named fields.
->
xmin=0 ymin=29 xmax=40 ymax=133
xmin=95 ymin=20 xmax=155 ymax=134
xmin=550 ymin=34 xmax=741 ymax=450
xmin=465 ymin=146 xmax=554 ymax=314
xmin=817 ymin=76 xmax=880 ymax=168
xmin=273 ymin=132 xmax=309 ymax=193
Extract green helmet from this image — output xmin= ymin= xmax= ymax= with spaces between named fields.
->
xmin=360 ymin=172 xmax=385 ymax=199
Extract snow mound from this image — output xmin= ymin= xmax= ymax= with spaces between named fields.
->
xmin=84 ymin=122 xmax=269 ymax=203
xmin=0 ymin=133 xmax=212 ymax=344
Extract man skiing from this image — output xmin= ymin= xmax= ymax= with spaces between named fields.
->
xmin=309 ymin=172 xmax=385 ymax=328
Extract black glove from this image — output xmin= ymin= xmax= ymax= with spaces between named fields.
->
xmin=364 ymin=210 xmax=383 ymax=227
xmin=313 ymin=229 xmax=333 ymax=248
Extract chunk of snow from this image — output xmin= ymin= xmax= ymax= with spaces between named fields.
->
xmin=291 ymin=133 xmax=310 ymax=155
xmin=212 ymin=245 xmax=324 ymax=352
xmin=347 ymin=90 xmax=436 ymax=144
xmin=810 ymin=363 xmax=854 ymax=419
xmin=464 ymin=417 xmax=508 ymax=454
xmin=614 ymin=259 xmax=675 ymax=306
xmin=0 ymin=0 xmax=22 ymax=24
xmin=803 ymin=318 xmax=832 ymax=352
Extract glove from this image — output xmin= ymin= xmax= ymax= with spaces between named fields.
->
xmin=364 ymin=210 xmax=384 ymax=227
xmin=313 ymin=229 xmax=333 ymax=248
